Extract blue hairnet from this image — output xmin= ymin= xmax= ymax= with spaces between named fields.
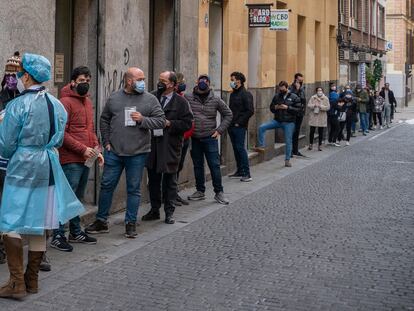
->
xmin=21 ymin=53 xmax=51 ymax=83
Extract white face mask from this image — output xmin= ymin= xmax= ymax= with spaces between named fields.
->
xmin=17 ymin=78 xmax=25 ymax=93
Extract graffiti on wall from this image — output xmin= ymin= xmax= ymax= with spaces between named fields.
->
xmin=103 ymin=48 xmax=130 ymax=99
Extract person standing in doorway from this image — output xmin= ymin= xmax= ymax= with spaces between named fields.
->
xmin=85 ymin=67 xmax=165 ymax=238
xmin=50 ymin=66 xmax=103 ymax=252
xmin=185 ymin=75 xmax=233 ymax=205
xmin=307 ymin=87 xmax=330 ymax=151
xmin=255 ymin=81 xmax=301 ymax=167
xmin=289 ymin=73 xmax=306 ymax=157
xmin=142 ymin=71 xmax=192 ymax=224
xmin=380 ymin=83 xmax=397 ymax=124
xmin=228 ymin=72 xmax=254 ymax=182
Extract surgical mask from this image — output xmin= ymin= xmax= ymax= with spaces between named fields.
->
xmin=177 ymin=83 xmax=186 ymax=93
xmin=230 ymin=81 xmax=237 ymax=89
xmin=157 ymin=82 xmax=167 ymax=94
xmin=317 ymin=91 xmax=323 ymax=97
xmin=76 ymin=82 xmax=89 ymax=96
xmin=17 ymin=78 xmax=25 ymax=93
xmin=5 ymin=75 xmax=17 ymax=91
xmin=134 ymin=80 xmax=145 ymax=94
xmin=198 ymin=81 xmax=209 ymax=91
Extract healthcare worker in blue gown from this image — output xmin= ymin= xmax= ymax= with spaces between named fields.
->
xmin=0 ymin=53 xmax=84 ymax=299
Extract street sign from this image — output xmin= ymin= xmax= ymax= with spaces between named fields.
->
xmin=247 ymin=4 xmax=272 ymax=27
xmin=270 ymin=9 xmax=289 ymax=31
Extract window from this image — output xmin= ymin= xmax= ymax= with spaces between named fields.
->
xmin=379 ymin=5 xmax=385 ymax=38
xmin=340 ymin=0 xmax=345 ymax=23
xmin=372 ymin=0 xmax=377 ymax=35
xmin=350 ymin=0 xmax=359 ymax=28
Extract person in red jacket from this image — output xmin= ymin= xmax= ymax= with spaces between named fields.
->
xmin=50 ymin=66 xmax=103 ymax=252
xmin=174 ymin=73 xmax=193 ymax=206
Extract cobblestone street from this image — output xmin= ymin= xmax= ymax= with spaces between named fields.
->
xmin=1 ymin=111 xmax=413 ymax=311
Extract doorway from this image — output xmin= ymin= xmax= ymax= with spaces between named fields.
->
xmin=208 ymin=0 xmax=223 ymax=97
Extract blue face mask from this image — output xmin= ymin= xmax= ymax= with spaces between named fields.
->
xmin=230 ymin=81 xmax=237 ymax=89
xmin=198 ymin=81 xmax=209 ymax=91
xmin=134 ymin=80 xmax=145 ymax=94
xmin=177 ymin=83 xmax=186 ymax=93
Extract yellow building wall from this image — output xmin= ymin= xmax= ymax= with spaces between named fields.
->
xmin=198 ymin=0 xmax=338 ymax=90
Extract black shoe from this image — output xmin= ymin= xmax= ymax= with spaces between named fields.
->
xmin=39 ymin=253 xmax=51 ymax=272
xmin=165 ymin=215 xmax=175 ymax=224
xmin=228 ymin=172 xmax=242 ymax=179
xmin=125 ymin=223 xmax=137 ymax=238
xmin=50 ymin=234 xmax=73 ymax=252
xmin=0 ymin=247 xmax=6 ymax=264
xmin=171 ymin=199 xmax=182 ymax=207
xmin=295 ymin=152 xmax=305 ymax=157
xmin=142 ymin=210 xmax=160 ymax=221
xmin=85 ymin=219 xmax=109 ymax=234
xmin=176 ymin=194 xmax=189 ymax=206
xmin=69 ymin=231 xmax=97 ymax=245
xmin=240 ymin=175 xmax=252 ymax=182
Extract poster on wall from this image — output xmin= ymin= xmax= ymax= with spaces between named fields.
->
xmin=359 ymin=63 xmax=366 ymax=88
xmin=270 ymin=9 xmax=289 ymax=31
xmin=247 ymin=4 xmax=272 ymax=27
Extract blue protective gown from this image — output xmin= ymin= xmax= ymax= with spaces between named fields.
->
xmin=0 ymin=89 xmax=85 ymax=235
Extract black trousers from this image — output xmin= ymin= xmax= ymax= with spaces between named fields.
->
xmin=373 ymin=112 xmax=383 ymax=126
xmin=292 ymin=115 xmax=304 ymax=154
xmin=328 ymin=116 xmax=340 ymax=143
xmin=148 ymin=169 xmax=177 ymax=216
xmin=338 ymin=119 xmax=352 ymax=142
xmin=309 ymin=126 xmax=324 ymax=145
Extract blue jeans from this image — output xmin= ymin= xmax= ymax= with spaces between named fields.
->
xmin=228 ymin=127 xmax=250 ymax=176
xmin=359 ymin=112 xmax=368 ymax=133
xmin=258 ymin=119 xmax=295 ymax=160
xmin=96 ymin=150 xmax=148 ymax=224
xmin=53 ymin=163 xmax=89 ymax=237
xmin=190 ymin=137 xmax=223 ymax=193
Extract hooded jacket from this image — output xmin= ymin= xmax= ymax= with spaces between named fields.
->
xmin=58 ymin=84 xmax=99 ymax=165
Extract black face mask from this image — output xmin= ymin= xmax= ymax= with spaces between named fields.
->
xmin=157 ymin=82 xmax=167 ymax=94
xmin=76 ymin=83 xmax=89 ymax=96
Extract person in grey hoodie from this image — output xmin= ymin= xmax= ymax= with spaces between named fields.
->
xmin=185 ymin=74 xmax=233 ymax=205
xmin=86 ymin=67 xmax=165 ymax=239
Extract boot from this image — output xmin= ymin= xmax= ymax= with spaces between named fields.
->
xmin=0 ymin=236 xmax=27 ymax=299
xmin=24 ymin=251 xmax=44 ymax=294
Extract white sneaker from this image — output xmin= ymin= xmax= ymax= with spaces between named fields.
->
xmin=345 ymin=141 xmax=350 ymax=146
xmin=380 ymin=126 xmax=383 ymax=130
xmin=334 ymin=143 xmax=341 ymax=147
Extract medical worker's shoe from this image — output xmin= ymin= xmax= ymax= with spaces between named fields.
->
xmin=24 ymin=251 xmax=43 ymax=294
xmin=85 ymin=220 xmax=109 ymax=234
xmin=50 ymin=235 xmax=73 ymax=252
xmin=0 ymin=236 xmax=27 ymax=299
xmin=69 ymin=231 xmax=97 ymax=245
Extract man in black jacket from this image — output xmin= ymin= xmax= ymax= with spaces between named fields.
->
xmin=142 ymin=71 xmax=193 ymax=224
xmin=255 ymin=81 xmax=301 ymax=167
xmin=379 ymin=83 xmax=398 ymax=122
xmin=228 ymin=72 xmax=254 ymax=182
xmin=289 ymin=73 xmax=306 ymax=157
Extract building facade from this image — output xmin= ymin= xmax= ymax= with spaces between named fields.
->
xmin=0 ymin=0 xmax=338 ymax=216
xmin=385 ymin=0 xmax=414 ymax=104
xmin=337 ymin=0 xmax=387 ymax=88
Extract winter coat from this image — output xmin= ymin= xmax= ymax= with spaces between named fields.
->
xmin=147 ymin=93 xmax=193 ymax=174
xmin=229 ymin=86 xmax=254 ymax=128
xmin=185 ymin=88 xmax=233 ymax=139
xmin=58 ymin=84 xmax=99 ymax=165
xmin=288 ymin=83 xmax=306 ymax=116
xmin=0 ymin=88 xmax=84 ymax=235
xmin=379 ymin=89 xmax=397 ymax=107
xmin=307 ymin=94 xmax=330 ymax=127
xmin=269 ymin=92 xmax=302 ymax=123
xmin=354 ymin=89 xmax=369 ymax=113
xmin=373 ymin=96 xmax=385 ymax=113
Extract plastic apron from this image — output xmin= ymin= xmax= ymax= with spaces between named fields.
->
xmin=0 ymin=89 xmax=85 ymax=235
